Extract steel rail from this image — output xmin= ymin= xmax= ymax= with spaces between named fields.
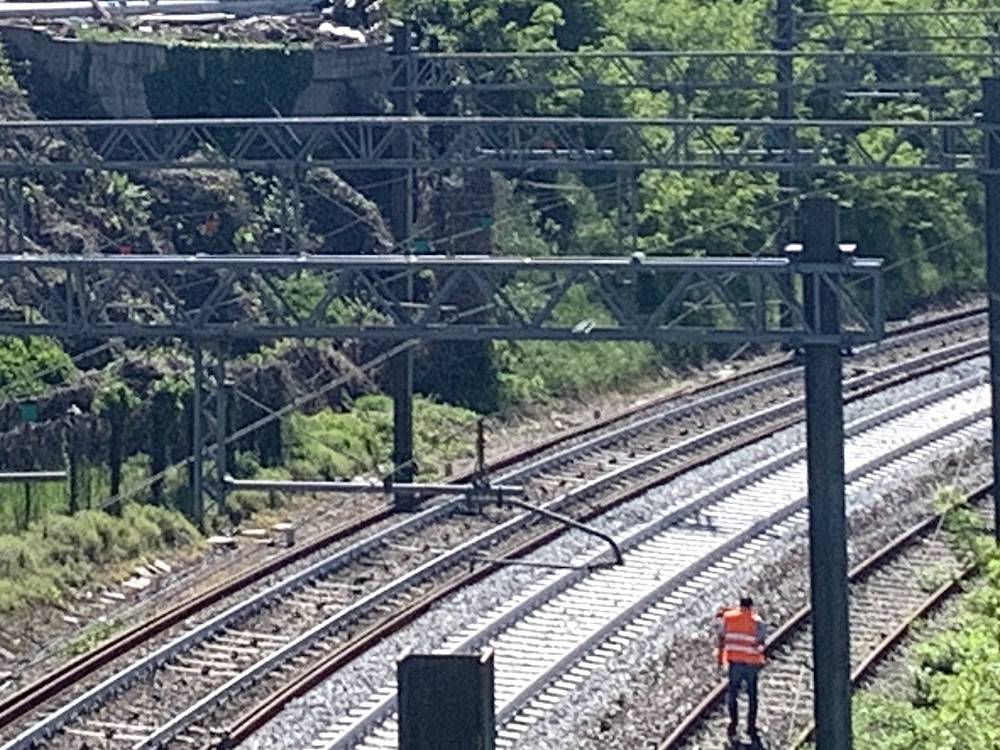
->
xmin=787 ymin=549 xmax=984 ymax=746
xmin=0 ymin=346 xmax=813 ymax=735
xmin=319 ymin=379 xmax=990 ymax=750
xmin=0 ymin=308 xmax=985 ymax=748
xmin=0 ymin=330 xmax=812 ymax=735
xmin=788 ymin=570 xmax=977 ymax=749
xmin=658 ymin=481 xmax=993 ymax=750
xmin=69 ymin=343 xmax=1000 ymax=746
xmin=220 ymin=338 xmax=990 ymax=746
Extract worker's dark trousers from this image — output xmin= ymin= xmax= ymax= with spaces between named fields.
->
xmin=726 ymin=662 xmax=761 ymax=732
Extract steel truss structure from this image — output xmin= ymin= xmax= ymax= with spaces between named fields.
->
xmin=796 ymin=8 xmax=1000 ymax=47
xmin=191 ymin=345 xmax=229 ymax=524
xmin=390 ymin=49 xmax=998 ymax=100
xmin=0 ymin=253 xmax=883 ymax=346
xmin=0 ymin=116 xmax=991 ymax=175
xmin=1 ymin=10 xmax=991 ymax=749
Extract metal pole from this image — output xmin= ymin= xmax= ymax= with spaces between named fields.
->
xmin=191 ymin=343 xmax=205 ymax=527
xmin=802 ymin=196 xmax=852 ymax=750
xmin=983 ymin=78 xmax=1000 ymax=543
xmin=3 ymin=178 xmax=10 ymax=253
xmin=775 ymin=0 xmax=797 ymax=331
xmin=214 ymin=352 xmax=229 ymax=513
xmin=66 ymin=414 xmax=80 ymax=515
xmin=391 ymin=22 xmax=417 ymax=509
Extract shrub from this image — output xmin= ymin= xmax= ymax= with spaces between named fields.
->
xmin=0 ymin=504 xmax=200 ymax=613
xmin=0 ymin=337 xmax=75 ymax=398
xmin=282 ymin=394 xmax=479 ymax=481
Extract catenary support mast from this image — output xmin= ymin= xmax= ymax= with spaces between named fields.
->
xmin=802 ymin=197 xmax=853 ymax=749
xmin=984 ymin=78 xmax=1000 ymax=543
xmin=390 ymin=23 xmax=417 ymax=509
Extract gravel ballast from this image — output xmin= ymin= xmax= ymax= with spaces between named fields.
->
xmin=246 ymin=357 xmax=991 ymax=750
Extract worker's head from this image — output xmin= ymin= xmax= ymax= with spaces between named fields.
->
xmin=739 ymin=596 xmax=753 ymax=609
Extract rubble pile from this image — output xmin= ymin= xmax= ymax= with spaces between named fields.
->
xmin=8 ymin=0 xmax=387 ymax=46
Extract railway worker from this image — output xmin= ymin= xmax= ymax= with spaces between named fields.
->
xmin=716 ymin=596 xmax=767 ymax=744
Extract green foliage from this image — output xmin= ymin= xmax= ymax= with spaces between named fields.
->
xmin=225 ymin=466 xmax=291 ymax=525
xmin=388 ymin=0 xmax=603 ymax=51
xmin=934 ymin=486 xmax=994 ymax=562
xmin=282 ymin=394 xmax=479 ymax=481
xmin=410 ymin=0 xmax=987 ymax=330
xmin=0 ymin=337 xmax=75 ymax=399
xmin=492 ymin=284 xmax=658 ymax=407
xmin=0 ymin=503 xmax=200 ymax=612
xmin=95 ymin=171 xmax=153 ymax=235
xmin=232 ymin=174 xmax=319 ymax=253
xmin=851 ymin=486 xmax=1000 ymax=750
xmin=268 ymin=272 xmax=391 ymax=326
xmin=0 ymin=48 xmax=22 ymax=97
xmin=64 ymin=619 xmax=125 ymax=656
xmin=93 ymin=381 xmax=140 ymax=418
xmin=852 ymin=553 xmax=1000 ymax=750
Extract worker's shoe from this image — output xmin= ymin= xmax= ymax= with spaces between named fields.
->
xmin=726 ymin=721 xmax=737 ymax=742
xmin=748 ymin=728 xmax=762 ymax=747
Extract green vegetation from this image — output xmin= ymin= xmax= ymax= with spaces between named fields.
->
xmin=282 ymin=394 xmax=479 ymax=481
xmin=0 ymin=503 xmax=200 ymax=612
xmin=493 ymin=284 xmax=658 ymax=406
xmin=849 ymin=490 xmax=999 ymax=749
xmin=852 ymin=554 xmax=1000 ymax=749
xmin=64 ymin=619 xmax=125 ymax=656
xmin=390 ymin=0 xmax=988 ymax=322
xmin=0 ymin=337 xmax=76 ymax=399
xmin=0 ymin=0 xmax=994 ymax=609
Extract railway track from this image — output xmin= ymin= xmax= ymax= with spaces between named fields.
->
xmin=662 ymin=484 xmax=992 ymax=750
xmin=0 ymin=307 xmax=988 ymax=750
xmin=299 ymin=373 xmax=989 ymax=750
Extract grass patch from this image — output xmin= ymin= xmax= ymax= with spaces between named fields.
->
xmin=0 ymin=455 xmax=154 ymax=533
xmin=282 ymin=394 xmax=479 ymax=482
xmin=64 ymin=618 xmax=125 ymax=657
xmin=491 ymin=284 xmax=660 ymax=408
xmin=0 ymin=503 xmax=201 ymax=613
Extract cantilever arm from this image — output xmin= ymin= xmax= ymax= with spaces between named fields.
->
xmin=484 ymin=494 xmax=624 ymax=567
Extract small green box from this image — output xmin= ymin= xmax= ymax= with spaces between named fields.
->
xmin=18 ymin=401 xmax=38 ymax=423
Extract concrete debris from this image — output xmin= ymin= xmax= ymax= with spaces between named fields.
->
xmin=22 ymin=0 xmax=384 ymax=45
xmin=317 ymin=21 xmax=365 ymax=43
xmin=122 ymin=576 xmax=152 ymax=591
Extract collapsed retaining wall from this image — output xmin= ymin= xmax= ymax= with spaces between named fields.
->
xmin=0 ymin=25 xmax=387 ymax=118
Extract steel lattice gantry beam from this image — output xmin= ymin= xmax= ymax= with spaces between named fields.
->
xmin=0 ymin=253 xmax=883 ymax=346
xmin=390 ymin=49 xmax=999 ymax=99
xmin=0 ymin=117 xmax=992 ymax=175
xmin=796 ymin=8 xmax=1000 ymax=47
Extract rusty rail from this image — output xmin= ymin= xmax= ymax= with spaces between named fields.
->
xmin=0 ymin=304 xmax=985 ymax=739
xmin=219 ymin=347 xmax=991 ymax=747
xmin=658 ymin=482 xmax=992 ymax=750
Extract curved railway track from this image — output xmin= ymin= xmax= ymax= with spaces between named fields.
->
xmin=0 ymin=306 xmax=988 ymax=750
xmin=301 ymin=374 xmax=989 ymax=750
xmin=661 ymin=483 xmax=992 ymax=750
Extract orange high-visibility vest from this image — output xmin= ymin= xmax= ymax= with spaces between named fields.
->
xmin=720 ymin=608 xmax=765 ymax=666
